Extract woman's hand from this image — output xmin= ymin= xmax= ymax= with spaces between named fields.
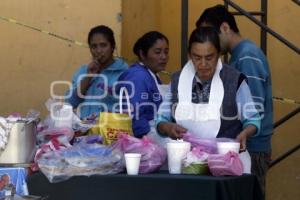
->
xmin=79 ymin=60 xmax=102 ymax=95
xmin=236 ymin=131 xmax=248 ymax=152
xmin=87 ymin=59 xmax=102 ymax=74
xmin=157 ymin=122 xmax=187 ymax=139
xmin=236 ymin=124 xmax=257 ymax=152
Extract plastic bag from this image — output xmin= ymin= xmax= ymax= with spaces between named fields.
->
xmin=183 ymin=146 xmax=209 ymax=165
xmin=37 ymin=143 xmax=124 ymax=183
xmin=32 ymin=135 xmax=72 ymax=172
xmin=182 ymin=133 xmax=218 ymax=154
xmin=208 ymin=151 xmax=243 ymax=176
xmin=44 ymin=98 xmax=94 ymax=133
xmin=73 ymin=135 xmax=103 ymax=146
xmin=88 ymin=87 xmax=133 ymax=145
xmin=113 ymin=134 xmax=167 ymax=174
xmin=36 ymin=127 xmax=74 ymax=144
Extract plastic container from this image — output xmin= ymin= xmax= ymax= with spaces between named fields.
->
xmin=124 ymin=153 xmax=141 ymax=175
xmin=182 ymin=163 xmax=209 ymax=175
xmin=166 ymin=141 xmax=191 ymax=174
xmin=217 ymin=142 xmax=240 ymax=154
xmin=0 ymin=119 xmax=37 ymax=164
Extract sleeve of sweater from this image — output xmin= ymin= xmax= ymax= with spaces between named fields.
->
xmin=236 ymin=80 xmax=261 ymax=137
xmin=65 ymin=66 xmax=87 ymax=108
xmin=118 ymin=70 xmax=153 ymax=137
xmin=236 ymin=55 xmax=268 ymax=115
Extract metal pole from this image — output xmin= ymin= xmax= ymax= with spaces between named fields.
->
xmin=261 ymin=0 xmax=267 ymax=55
xmin=292 ymin=0 xmax=300 ymax=6
xmin=181 ymin=0 xmax=188 ymax=67
xmin=224 ymin=0 xmax=300 ymax=54
xmin=224 ymin=2 xmax=229 ymax=64
xmin=269 ymin=144 xmax=300 ymax=168
xmin=274 ymin=106 xmax=300 ymax=129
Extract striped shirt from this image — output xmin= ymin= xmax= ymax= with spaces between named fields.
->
xmin=229 ymin=39 xmax=273 ymax=153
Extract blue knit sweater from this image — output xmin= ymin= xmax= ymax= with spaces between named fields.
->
xmin=230 ymin=39 xmax=273 ymax=153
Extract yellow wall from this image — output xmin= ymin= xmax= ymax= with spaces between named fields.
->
xmin=0 ymin=0 xmax=122 ymax=117
xmin=122 ymin=0 xmax=300 ymax=199
xmin=0 ymin=0 xmax=299 ymax=199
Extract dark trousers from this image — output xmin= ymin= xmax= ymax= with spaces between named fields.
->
xmin=249 ymin=152 xmax=271 ymax=200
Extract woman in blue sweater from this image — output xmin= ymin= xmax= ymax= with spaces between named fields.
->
xmin=66 ymin=25 xmax=128 ymax=119
xmin=118 ymin=31 xmax=169 ymax=138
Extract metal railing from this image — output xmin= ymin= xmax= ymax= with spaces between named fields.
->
xmin=224 ymin=0 xmax=300 ymax=54
xmin=223 ymin=0 xmax=300 ymax=168
xmin=224 ymin=0 xmax=268 ymax=54
xmin=181 ymin=0 xmax=188 ymax=67
xmin=292 ymin=0 xmax=300 ymax=6
xmin=269 ymin=144 xmax=300 ymax=168
xmin=273 ymin=107 xmax=300 ymax=129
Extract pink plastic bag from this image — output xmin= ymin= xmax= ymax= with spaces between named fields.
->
xmin=36 ymin=127 xmax=74 ymax=144
xmin=208 ymin=151 xmax=243 ymax=176
xmin=32 ymin=136 xmax=72 ymax=171
xmin=182 ymin=133 xmax=218 ymax=154
xmin=113 ymin=134 xmax=167 ymax=174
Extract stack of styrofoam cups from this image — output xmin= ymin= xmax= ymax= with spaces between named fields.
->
xmin=124 ymin=153 xmax=141 ymax=175
xmin=167 ymin=140 xmax=191 ymax=174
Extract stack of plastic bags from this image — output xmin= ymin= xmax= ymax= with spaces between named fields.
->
xmin=37 ymin=142 xmax=124 ymax=183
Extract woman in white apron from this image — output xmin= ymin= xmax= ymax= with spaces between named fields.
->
xmin=156 ymin=27 xmax=261 ymax=173
xmin=117 ymin=31 xmax=171 ymax=140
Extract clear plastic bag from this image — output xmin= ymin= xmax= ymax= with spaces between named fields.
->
xmin=37 ymin=143 xmax=124 ymax=183
xmin=113 ymin=134 xmax=167 ymax=174
xmin=73 ymin=135 xmax=103 ymax=145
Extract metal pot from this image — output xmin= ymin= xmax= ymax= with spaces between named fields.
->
xmin=0 ymin=118 xmax=37 ymax=164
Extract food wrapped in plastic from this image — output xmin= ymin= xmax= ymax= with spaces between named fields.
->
xmin=182 ymin=133 xmax=218 ymax=154
xmin=37 ymin=143 xmax=124 ymax=183
xmin=182 ymin=163 xmax=209 ymax=175
xmin=208 ymin=151 xmax=243 ymax=176
xmin=73 ymin=135 xmax=103 ymax=145
xmin=182 ymin=147 xmax=210 ymax=175
xmin=113 ymin=134 xmax=167 ymax=174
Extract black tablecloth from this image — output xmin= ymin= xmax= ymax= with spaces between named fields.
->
xmin=27 ymin=171 xmax=262 ymax=200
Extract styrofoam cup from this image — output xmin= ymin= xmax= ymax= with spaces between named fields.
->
xmin=217 ymin=142 xmax=240 ymax=154
xmin=53 ymin=104 xmax=73 ymax=128
xmin=167 ymin=141 xmax=191 ymax=174
xmin=125 ymin=153 xmax=141 ymax=175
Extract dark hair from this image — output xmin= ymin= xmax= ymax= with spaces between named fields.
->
xmin=196 ymin=5 xmax=239 ymax=33
xmin=87 ymin=25 xmax=116 ymax=48
xmin=133 ymin=31 xmax=169 ymax=59
xmin=188 ymin=27 xmax=221 ymax=53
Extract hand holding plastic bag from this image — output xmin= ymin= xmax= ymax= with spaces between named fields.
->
xmin=182 ymin=132 xmax=218 ymax=154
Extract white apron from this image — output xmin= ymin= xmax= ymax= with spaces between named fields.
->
xmin=174 ymin=59 xmax=251 ymax=173
xmin=145 ymin=67 xmax=172 ymax=147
